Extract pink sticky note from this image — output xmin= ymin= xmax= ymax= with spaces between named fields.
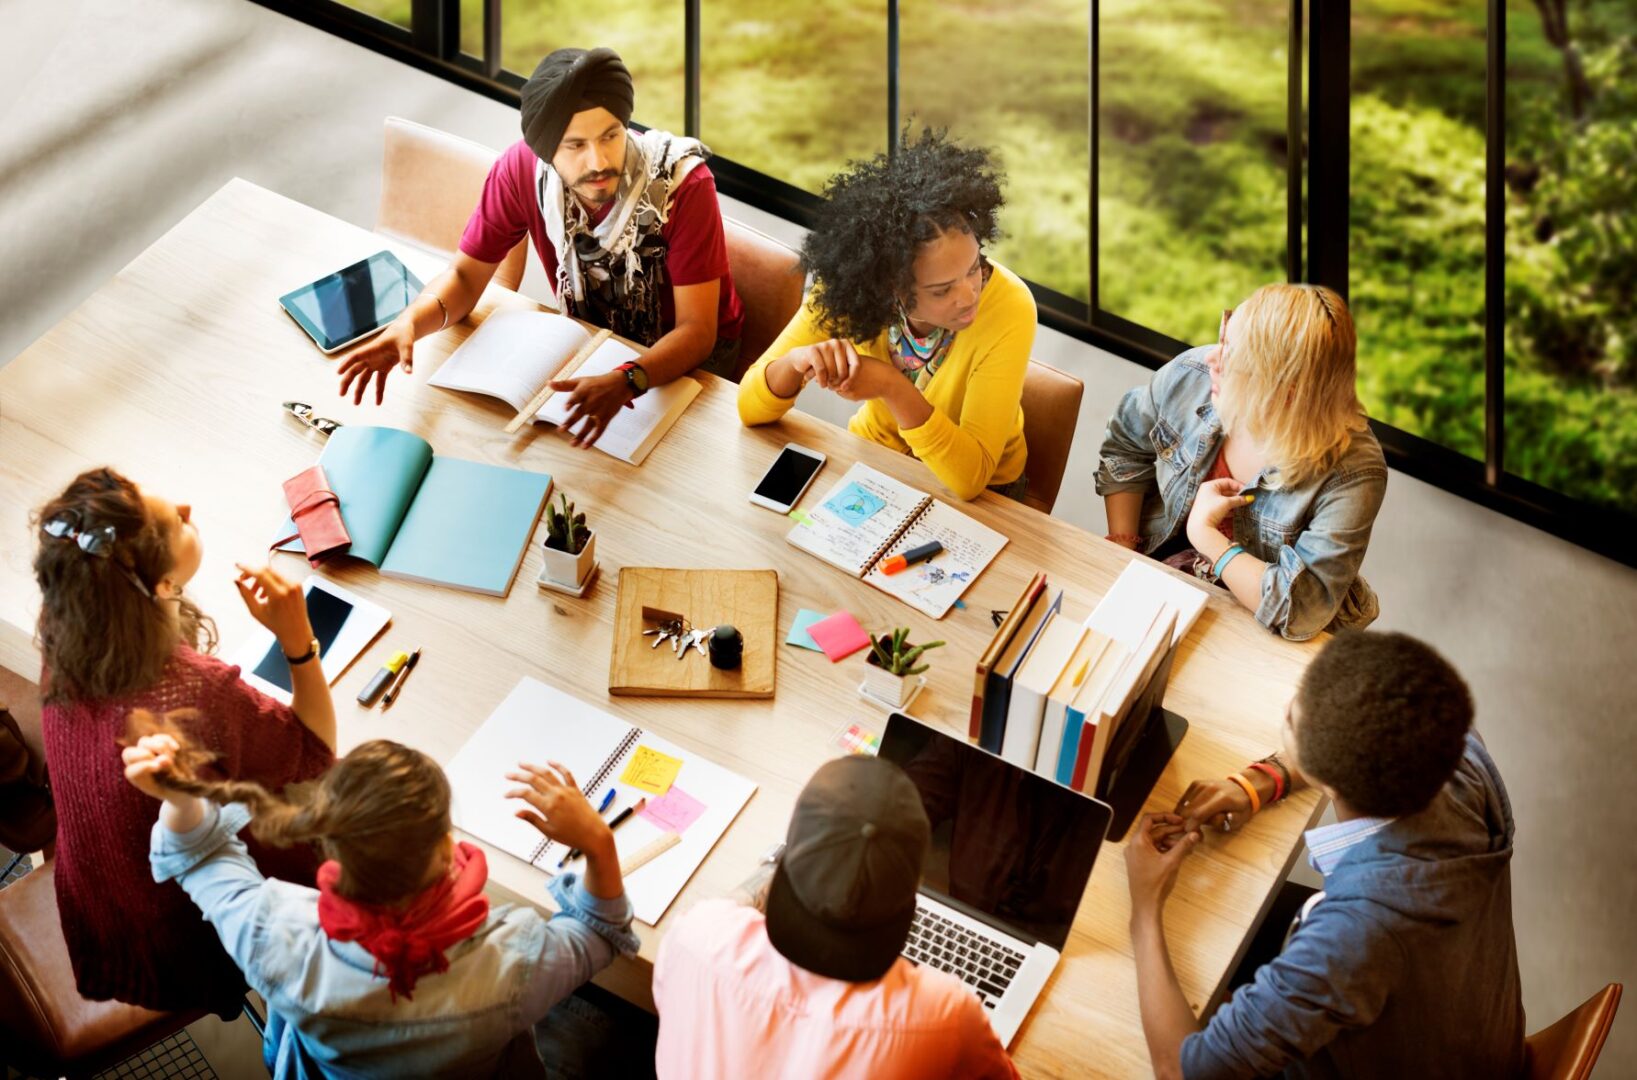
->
xmin=807 ymin=611 xmax=872 ymax=662
xmin=637 ymin=786 xmax=707 ymax=835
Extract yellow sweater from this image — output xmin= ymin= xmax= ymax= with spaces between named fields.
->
xmin=737 ymin=261 xmax=1036 ymax=501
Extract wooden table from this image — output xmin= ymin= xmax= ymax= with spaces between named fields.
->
xmin=0 ymin=179 xmax=1325 ymax=1078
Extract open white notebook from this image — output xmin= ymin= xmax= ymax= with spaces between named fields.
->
xmin=787 ymin=462 xmax=1007 ymax=618
xmin=429 ymin=310 xmax=700 ymax=465
xmin=444 ymin=677 xmax=756 ymax=926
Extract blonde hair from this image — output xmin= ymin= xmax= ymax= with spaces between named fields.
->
xmin=122 ymin=709 xmax=450 ymax=905
xmin=1214 ymin=284 xmax=1368 ymax=487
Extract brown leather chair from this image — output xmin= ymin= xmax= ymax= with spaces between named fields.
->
xmin=379 ymin=116 xmax=528 ymax=293
xmin=1017 ymin=359 xmax=1084 ymax=515
xmin=1525 ymin=982 xmax=1622 ymax=1080
xmin=723 ymin=218 xmax=804 ymax=381
xmin=0 ymin=861 xmax=205 ymax=1078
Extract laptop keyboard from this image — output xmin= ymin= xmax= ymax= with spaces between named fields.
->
xmin=902 ymin=907 xmax=1026 ymax=1011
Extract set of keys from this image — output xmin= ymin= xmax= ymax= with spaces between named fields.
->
xmin=643 ymin=618 xmax=711 ymax=660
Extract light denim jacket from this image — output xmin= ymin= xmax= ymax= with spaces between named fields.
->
xmin=150 ymin=802 xmax=640 ymax=1079
xmin=1095 ymin=347 xmax=1387 ymax=640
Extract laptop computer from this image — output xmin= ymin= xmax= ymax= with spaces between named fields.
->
xmin=878 ymin=712 xmax=1114 ymax=1047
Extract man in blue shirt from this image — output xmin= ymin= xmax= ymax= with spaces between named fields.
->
xmin=1125 ymin=630 xmax=1526 ymax=1079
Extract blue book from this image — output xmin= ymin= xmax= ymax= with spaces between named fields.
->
xmin=276 ymin=426 xmax=552 ymax=597
xmin=979 ymin=588 xmax=1063 ymax=754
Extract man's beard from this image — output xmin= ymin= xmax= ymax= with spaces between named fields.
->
xmin=573 ymin=170 xmax=621 ymax=207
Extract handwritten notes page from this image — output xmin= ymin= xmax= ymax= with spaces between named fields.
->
xmin=864 ymin=499 xmax=1008 ymax=618
xmin=620 ymin=744 xmax=684 ymax=796
xmin=787 ymin=463 xmax=927 ymax=576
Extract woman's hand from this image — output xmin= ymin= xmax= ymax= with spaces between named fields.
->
xmin=1175 ymin=778 xmax=1255 ymax=834
xmin=336 ymin=318 xmax=416 ymax=406
xmin=505 ymin=761 xmax=614 ymax=856
xmin=784 ymin=340 xmax=861 ymax=391
xmin=1186 ymin=477 xmax=1254 ymax=554
xmin=234 ymin=564 xmax=313 ymax=656
xmin=831 ymin=356 xmax=903 ymax=402
xmin=121 ymin=733 xmax=182 ymax=802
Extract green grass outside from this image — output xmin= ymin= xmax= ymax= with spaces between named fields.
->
xmin=340 ymin=0 xmax=1634 ymax=514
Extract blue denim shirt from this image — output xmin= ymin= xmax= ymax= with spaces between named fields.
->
xmin=151 ymin=802 xmax=640 ymax=1079
xmin=1181 ymin=733 xmax=1525 ymax=1079
xmin=1095 ymin=347 xmax=1388 ymax=639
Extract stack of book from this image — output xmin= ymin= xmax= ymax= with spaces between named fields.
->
xmin=970 ymin=561 xmax=1209 ymax=798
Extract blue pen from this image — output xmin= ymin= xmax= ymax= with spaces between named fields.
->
xmin=559 ymin=789 xmax=619 ymax=869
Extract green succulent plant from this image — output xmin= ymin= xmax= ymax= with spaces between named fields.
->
xmin=869 ymin=627 xmax=945 ymax=676
xmin=544 ymin=492 xmax=589 ymax=555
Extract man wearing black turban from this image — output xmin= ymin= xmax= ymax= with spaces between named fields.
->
xmin=338 ymin=46 xmax=745 ymax=451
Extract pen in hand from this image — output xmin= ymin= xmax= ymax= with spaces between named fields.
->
xmin=559 ymin=796 xmax=646 ymax=869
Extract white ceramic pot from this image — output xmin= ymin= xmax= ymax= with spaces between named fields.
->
xmin=542 ymin=529 xmax=595 ymax=587
xmin=862 ymin=654 xmax=917 ymax=707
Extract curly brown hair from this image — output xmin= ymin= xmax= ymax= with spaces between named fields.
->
xmin=123 ymin=709 xmax=450 ymax=905
xmin=1293 ymin=631 xmax=1473 ymax=817
xmin=33 ymin=468 xmax=215 ymax=702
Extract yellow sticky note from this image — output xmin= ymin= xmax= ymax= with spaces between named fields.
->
xmin=620 ymin=745 xmax=684 ymax=796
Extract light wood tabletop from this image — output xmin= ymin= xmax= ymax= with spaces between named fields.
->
xmin=0 ymin=178 xmax=1326 ymax=1078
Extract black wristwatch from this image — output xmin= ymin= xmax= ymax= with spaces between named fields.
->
xmin=616 ymin=361 xmax=649 ymax=399
xmin=284 ymin=637 xmax=321 ymax=666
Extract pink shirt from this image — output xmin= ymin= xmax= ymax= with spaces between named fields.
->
xmin=653 ymin=899 xmax=1020 ymax=1080
xmin=459 ymin=139 xmax=745 ymax=343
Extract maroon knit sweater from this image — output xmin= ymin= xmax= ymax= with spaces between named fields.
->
xmin=42 ymin=645 xmax=333 ymax=1018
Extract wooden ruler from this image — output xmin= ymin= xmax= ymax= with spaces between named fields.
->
xmin=504 ymin=326 xmax=614 ymax=434
xmin=619 ymin=830 xmax=681 ymax=876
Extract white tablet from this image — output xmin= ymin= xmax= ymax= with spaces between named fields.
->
xmin=229 ymin=576 xmax=390 ymax=705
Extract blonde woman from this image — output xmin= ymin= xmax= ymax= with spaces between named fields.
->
xmin=1096 ymin=284 xmax=1386 ymax=639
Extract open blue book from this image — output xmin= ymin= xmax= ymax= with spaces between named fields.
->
xmin=275 ymin=426 xmax=552 ymax=597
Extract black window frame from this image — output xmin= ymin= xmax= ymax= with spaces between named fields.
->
xmin=248 ymin=0 xmax=1635 ymax=568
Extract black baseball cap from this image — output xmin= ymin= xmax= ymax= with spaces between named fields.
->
xmin=764 ymin=756 xmax=931 ymax=982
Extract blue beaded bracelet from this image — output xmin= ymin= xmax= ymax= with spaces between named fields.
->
xmin=1212 ymin=544 xmax=1246 ymax=580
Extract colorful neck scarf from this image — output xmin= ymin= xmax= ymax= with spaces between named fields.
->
xmin=885 ymin=262 xmax=991 ymax=388
xmin=316 ymin=841 xmax=491 ymax=1001
xmin=538 ymin=127 xmax=710 ymax=347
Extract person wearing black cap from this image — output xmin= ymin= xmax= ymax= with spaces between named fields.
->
xmin=651 ymin=755 xmax=1017 ymax=1078
xmin=337 ymin=46 xmax=744 ymax=451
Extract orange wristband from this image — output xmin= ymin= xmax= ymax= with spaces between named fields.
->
xmin=1227 ymin=772 xmax=1262 ymax=815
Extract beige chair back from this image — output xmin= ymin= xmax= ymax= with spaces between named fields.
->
xmin=1018 ymin=359 xmax=1084 ymax=515
xmin=723 ymin=218 xmax=804 ymax=381
xmin=1525 ymin=982 xmax=1622 ymax=1080
xmin=379 ymin=117 xmax=528 ymax=292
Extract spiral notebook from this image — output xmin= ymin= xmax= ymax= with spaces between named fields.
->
xmin=443 ymin=676 xmax=757 ymax=925
xmin=787 ymin=462 xmax=1008 ymax=618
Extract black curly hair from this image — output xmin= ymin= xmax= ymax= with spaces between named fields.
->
xmin=801 ymin=127 xmax=1005 ymax=342
xmin=1293 ymin=631 xmax=1474 ymax=818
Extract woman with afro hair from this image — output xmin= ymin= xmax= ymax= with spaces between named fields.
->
xmin=738 ymin=129 xmax=1036 ymax=501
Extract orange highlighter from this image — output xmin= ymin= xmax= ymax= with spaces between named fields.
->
xmin=881 ymin=540 xmax=943 ymax=575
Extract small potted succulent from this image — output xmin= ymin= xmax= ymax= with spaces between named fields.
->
xmin=864 ymin=627 xmax=945 ymax=707
xmin=542 ymin=492 xmax=595 ymax=587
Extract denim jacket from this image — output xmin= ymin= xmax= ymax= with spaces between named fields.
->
xmin=1095 ymin=348 xmax=1387 ymax=640
xmin=151 ymin=802 xmax=640 ymax=1079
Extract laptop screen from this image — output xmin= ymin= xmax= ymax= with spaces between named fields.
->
xmin=878 ymin=713 xmax=1113 ymax=951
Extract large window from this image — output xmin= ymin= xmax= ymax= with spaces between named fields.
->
xmin=280 ymin=0 xmax=1635 ymax=562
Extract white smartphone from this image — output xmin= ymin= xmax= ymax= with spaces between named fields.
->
xmin=749 ymin=443 xmax=826 ymax=513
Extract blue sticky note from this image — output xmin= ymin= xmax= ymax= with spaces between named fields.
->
xmin=786 ymin=609 xmax=829 ymax=651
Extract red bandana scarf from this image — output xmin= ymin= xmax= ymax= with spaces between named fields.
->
xmin=316 ymin=841 xmax=491 ymax=1000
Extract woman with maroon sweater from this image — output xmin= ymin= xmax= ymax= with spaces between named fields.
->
xmin=33 ymin=467 xmax=336 ymax=1018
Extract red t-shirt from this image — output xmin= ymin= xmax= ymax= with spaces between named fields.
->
xmin=459 ymin=139 xmax=745 ymax=343
xmin=1205 ymin=448 xmax=1237 ymax=541
xmin=42 ymin=646 xmax=333 ymax=1017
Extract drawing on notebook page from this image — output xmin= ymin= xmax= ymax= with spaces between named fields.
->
xmin=823 ymin=482 xmax=887 ymax=527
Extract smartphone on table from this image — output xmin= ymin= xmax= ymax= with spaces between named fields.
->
xmin=749 ymin=443 xmax=826 ymax=513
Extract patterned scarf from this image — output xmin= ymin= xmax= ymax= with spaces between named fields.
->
xmin=885 ymin=262 xmax=991 ymax=390
xmin=316 ymin=841 xmax=491 ymax=1001
xmin=538 ymin=128 xmax=709 ymax=347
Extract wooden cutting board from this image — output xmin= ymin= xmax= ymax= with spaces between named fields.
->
xmin=609 ymin=567 xmax=778 ymax=698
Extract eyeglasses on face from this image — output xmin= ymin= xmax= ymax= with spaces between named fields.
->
xmin=283 ymin=401 xmax=343 ymax=437
xmin=41 ymin=510 xmax=155 ymax=599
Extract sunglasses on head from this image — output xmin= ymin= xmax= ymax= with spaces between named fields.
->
xmin=283 ymin=401 xmax=342 ymax=437
xmin=42 ymin=510 xmax=155 ymax=600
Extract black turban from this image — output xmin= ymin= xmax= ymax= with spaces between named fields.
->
xmin=520 ymin=47 xmax=635 ymax=163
